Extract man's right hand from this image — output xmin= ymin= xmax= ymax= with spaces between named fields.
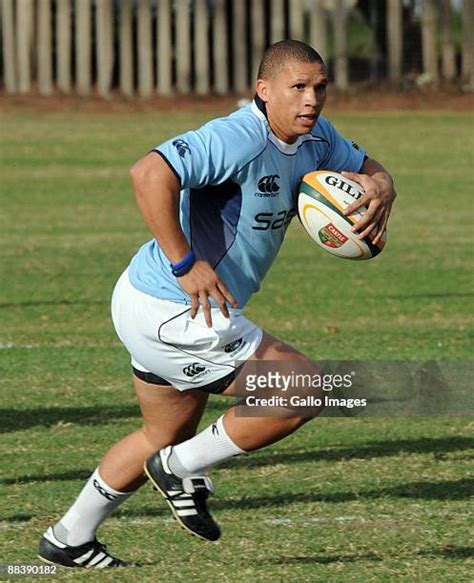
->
xmin=177 ymin=260 xmax=237 ymax=328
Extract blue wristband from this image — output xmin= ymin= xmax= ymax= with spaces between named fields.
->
xmin=170 ymin=250 xmax=196 ymax=277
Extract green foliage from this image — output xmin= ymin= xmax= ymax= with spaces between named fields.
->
xmin=322 ymin=9 xmax=379 ymax=61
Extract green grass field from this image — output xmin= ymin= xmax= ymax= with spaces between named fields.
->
xmin=1 ymin=106 xmax=473 ymax=582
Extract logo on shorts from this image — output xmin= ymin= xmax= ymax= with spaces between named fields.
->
xmin=224 ymin=338 xmax=245 ymax=353
xmin=183 ymin=363 xmax=207 ymax=377
xmin=318 ymin=223 xmax=348 ymax=248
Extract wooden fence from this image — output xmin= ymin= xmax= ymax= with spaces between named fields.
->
xmin=0 ymin=0 xmax=473 ymax=97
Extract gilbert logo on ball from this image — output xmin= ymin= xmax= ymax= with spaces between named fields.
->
xmin=298 ymin=170 xmax=387 ymax=260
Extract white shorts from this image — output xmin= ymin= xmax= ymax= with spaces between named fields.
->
xmin=111 ymin=269 xmax=263 ymax=392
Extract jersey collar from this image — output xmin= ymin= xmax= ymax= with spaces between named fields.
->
xmin=251 ymin=96 xmax=305 ymax=155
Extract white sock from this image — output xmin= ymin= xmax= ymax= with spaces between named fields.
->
xmin=51 ymin=468 xmax=134 ymax=546
xmin=168 ymin=415 xmax=245 ymax=477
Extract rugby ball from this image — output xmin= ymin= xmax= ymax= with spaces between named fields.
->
xmin=298 ymin=170 xmax=386 ymax=260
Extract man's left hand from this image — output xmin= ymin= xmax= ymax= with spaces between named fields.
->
xmin=341 ymin=168 xmax=396 ymax=245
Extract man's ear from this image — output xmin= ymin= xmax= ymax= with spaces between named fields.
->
xmin=256 ymin=79 xmax=269 ymax=102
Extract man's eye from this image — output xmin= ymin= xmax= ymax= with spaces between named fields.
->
xmin=293 ymin=84 xmax=305 ymax=90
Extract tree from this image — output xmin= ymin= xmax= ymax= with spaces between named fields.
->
xmin=421 ymin=0 xmax=439 ymax=83
xmin=440 ymin=0 xmax=456 ymax=82
xmin=333 ymin=0 xmax=349 ymax=90
xmin=387 ymin=0 xmax=403 ymax=85
xmin=462 ymin=0 xmax=474 ymax=91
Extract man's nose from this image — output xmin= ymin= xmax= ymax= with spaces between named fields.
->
xmin=305 ymin=89 xmax=318 ymax=107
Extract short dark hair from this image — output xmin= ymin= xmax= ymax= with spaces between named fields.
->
xmin=258 ymin=40 xmax=324 ymax=80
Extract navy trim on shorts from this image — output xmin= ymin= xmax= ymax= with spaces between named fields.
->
xmin=132 ymin=364 xmax=244 ymax=395
xmin=132 ymin=367 xmax=172 ymax=386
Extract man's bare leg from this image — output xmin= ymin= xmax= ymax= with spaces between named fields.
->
xmin=221 ymin=332 xmax=322 ymax=451
xmin=45 ymin=378 xmax=208 ymax=547
xmin=161 ymin=332 xmax=323 ymax=476
xmin=143 ymin=332 xmax=323 ymax=541
xmin=99 ymin=377 xmax=209 ymax=491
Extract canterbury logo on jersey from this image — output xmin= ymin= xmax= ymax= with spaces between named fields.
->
xmin=183 ymin=363 xmax=207 ymax=377
xmin=93 ymin=479 xmax=119 ymax=501
xmin=172 ymin=139 xmax=191 ymax=158
xmin=256 ymin=174 xmax=280 ymax=196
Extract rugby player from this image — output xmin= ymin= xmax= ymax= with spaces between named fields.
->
xmin=39 ymin=40 xmax=395 ymax=568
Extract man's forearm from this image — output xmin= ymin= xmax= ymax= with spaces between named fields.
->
xmin=362 ymin=157 xmax=394 ymax=188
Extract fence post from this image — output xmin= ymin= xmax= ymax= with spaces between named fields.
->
xmin=289 ymin=0 xmax=304 ymax=42
xmin=119 ymin=0 xmax=133 ymax=97
xmin=56 ymin=0 xmax=71 ymax=93
xmin=440 ymin=0 xmax=455 ymax=82
xmin=333 ymin=0 xmax=348 ymax=91
xmin=232 ymin=0 xmax=247 ymax=92
xmin=157 ymin=0 xmax=172 ymax=95
xmin=421 ymin=0 xmax=439 ymax=84
xmin=97 ymin=0 xmax=114 ymax=98
xmin=271 ymin=0 xmax=285 ymax=43
xmin=213 ymin=0 xmax=228 ymax=94
xmin=462 ymin=0 xmax=473 ymax=91
xmin=176 ymin=0 xmax=191 ymax=94
xmin=251 ymin=0 xmax=265 ymax=82
xmin=195 ymin=0 xmax=210 ymax=95
xmin=138 ymin=0 xmax=153 ymax=97
xmin=387 ymin=0 xmax=403 ymax=85
xmin=16 ymin=0 xmax=33 ymax=93
xmin=76 ymin=0 xmax=91 ymax=96
xmin=38 ymin=0 xmax=53 ymax=95
xmin=310 ymin=0 xmax=327 ymax=61
xmin=1 ymin=0 xmax=17 ymax=93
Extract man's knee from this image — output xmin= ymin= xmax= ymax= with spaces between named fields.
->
xmin=141 ymin=425 xmax=196 ymax=451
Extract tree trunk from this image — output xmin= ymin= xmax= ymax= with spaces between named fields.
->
xmin=37 ymin=0 xmax=53 ymax=95
xmin=157 ymin=0 xmax=172 ymax=95
xmin=138 ymin=0 xmax=153 ymax=97
xmin=56 ymin=0 xmax=71 ymax=93
xmin=213 ymin=0 xmax=228 ymax=94
xmin=271 ymin=0 xmax=284 ymax=44
xmin=176 ymin=0 xmax=191 ymax=94
xmin=1 ymin=0 xmax=17 ymax=92
xmin=232 ymin=0 xmax=247 ymax=92
xmin=75 ymin=0 xmax=91 ymax=96
xmin=119 ymin=0 xmax=133 ymax=97
xmin=440 ymin=0 xmax=455 ymax=82
xmin=16 ymin=0 xmax=33 ymax=93
xmin=251 ymin=0 xmax=265 ymax=80
xmin=333 ymin=0 xmax=349 ymax=91
xmin=194 ymin=0 xmax=210 ymax=95
xmin=462 ymin=0 xmax=474 ymax=91
xmin=310 ymin=0 xmax=327 ymax=62
xmin=421 ymin=0 xmax=439 ymax=84
xmin=387 ymin=0 xmax=403 ymax=85
xmin=96 ymin=0 xmax=114 ymax=98
xmin=289 ymin=0 xmax=304 ymax=42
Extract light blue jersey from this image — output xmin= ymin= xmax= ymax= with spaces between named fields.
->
xmin=128 ymin=98 xmax=366 ymax=308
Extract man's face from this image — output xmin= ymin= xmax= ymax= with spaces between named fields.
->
xmin=256 ymin=61 xmax=328 ymax=144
